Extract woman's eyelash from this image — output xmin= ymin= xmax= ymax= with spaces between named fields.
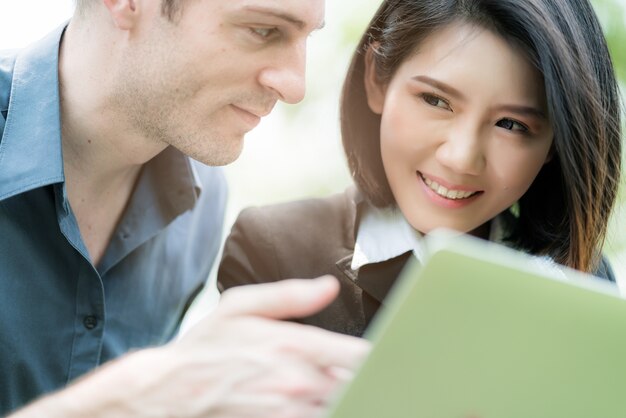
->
xmin=419 ymin=93 xmax=531 ymax=134
xmin=420 ymin=93 xmax=451 ymax=110
xmin=496 ymin=118 xmax=529 ymax=133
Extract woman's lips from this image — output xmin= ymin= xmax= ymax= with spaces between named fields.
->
xmin=417 ymin=171 xmax=483 ymax=208
xmin=419 ymin=173 xmax=480 ymax=200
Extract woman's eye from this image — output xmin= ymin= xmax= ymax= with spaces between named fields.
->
xmin=496 ymin=118 xmax=529 ymax=133
xmin=250 ymin=27 xmax=278 ymax=39
xmin=421 ymin=93 xmax=451 ymax=110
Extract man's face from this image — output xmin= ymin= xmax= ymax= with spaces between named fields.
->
xmin=113 ymin=0 xmax=325 ymax=165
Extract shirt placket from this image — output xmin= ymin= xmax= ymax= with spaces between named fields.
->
xmin=66 ymin=260 xmax=106 ymax=382
xmin=54 ymin=184 xmax=106 ymax=382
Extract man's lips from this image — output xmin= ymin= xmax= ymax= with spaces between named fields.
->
xmin=230 ymin=105 xmax=263 ymax=127
xmin=231 ymin=104 xmax=273 ymax=119
xmin=229 ymin=104 xmax=277 ymax=130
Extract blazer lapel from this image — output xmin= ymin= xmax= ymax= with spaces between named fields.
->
xmin=336 ymin=250 xmax=413 ymax=303
xmin=334 ymin=186 xmax=361 ymax=283
xmin=354 ymin=251 xmax=413 ymax=303
xmin=334 ymin=188 xmax=414 ymax=304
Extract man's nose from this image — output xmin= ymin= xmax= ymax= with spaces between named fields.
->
xmin=258 ymin=42 xmax=306 ymax=104
xmin=435 ymin=124 xmax=486 ymax=176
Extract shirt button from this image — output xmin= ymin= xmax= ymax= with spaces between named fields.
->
xmin=83 ymin=315 xmax=98 ymax=330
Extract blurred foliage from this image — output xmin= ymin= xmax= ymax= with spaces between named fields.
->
xmin=337 ymin=0 xmax=626 ymax=83
xmin=207 ymin=0 xmax=626 ymax=322
xmin=593 ymin=0 xmax=626 ymax=83
xmin=593 ymin=0 xmax=626 ymax=257
xmin=332 ymin=0 xmax=626 ymax=261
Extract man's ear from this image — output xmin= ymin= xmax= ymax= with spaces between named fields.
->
xmin=363 ymin=43 xmax=386 ymax=115
xmin=103 ymin=0 xmax=140 ymax=30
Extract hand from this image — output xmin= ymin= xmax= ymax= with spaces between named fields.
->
xmin=173 ymin=275 xmax=369 ymax=417
xmin=11 ymin=276 xmax=370 ymax=418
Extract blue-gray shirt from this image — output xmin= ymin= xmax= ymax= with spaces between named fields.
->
xmin=0 ymin=26 xmax=227 ymax=414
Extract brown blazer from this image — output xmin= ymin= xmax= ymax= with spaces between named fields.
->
xmin=218 ymin=188 xmax=411 ymax=337
xmin=218 ymin=188 xmax=616 ymax=337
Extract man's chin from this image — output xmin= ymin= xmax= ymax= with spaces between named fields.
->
xmin=186 ymin=142 xmax=244 ymax=167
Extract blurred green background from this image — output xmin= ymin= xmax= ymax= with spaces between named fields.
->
xmin=224 ymin=0 xmax=626 ymax=283
xmin=597 ymin=0 xmax=626 ymax=282
xmin=0 ymin=0 xmax=622 ymax=287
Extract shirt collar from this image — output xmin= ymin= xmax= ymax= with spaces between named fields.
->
xmin=0 ymin=23 xmax=202 ymax=209
xmin=139 ymin=146 xmax=203 ymax=216
xmin=351 ymin=204 xmax=427 ymax=270
xmin=97 ymin=147 xmax=202 ymax=275
xmin=0 ymin=24 xmax=66 ymax=201
xmin=351 ymin=201 xmax=510 ymax=271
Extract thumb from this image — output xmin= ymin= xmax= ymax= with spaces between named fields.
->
xmin=216 ymin=276 xmax=340 ymax=320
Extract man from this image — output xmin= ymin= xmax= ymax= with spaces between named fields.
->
xmin=0 ymin=0 xmax=369 ymax=416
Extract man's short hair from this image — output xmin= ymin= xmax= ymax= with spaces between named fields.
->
xmin=75 ymin=0 xmax=183 ymax=21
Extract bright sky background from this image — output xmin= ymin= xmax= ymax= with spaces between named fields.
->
xmin=0 ymin=2 xmax=75 ymax=49
xmin=0 ymin=0 xmax=382 ymax=228
xmin=0 ymin=0 xmax=380 ymax=215
xmin=1 ymin=1 xmax=624 ymax=286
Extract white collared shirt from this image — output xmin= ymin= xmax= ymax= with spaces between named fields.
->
xmin=351 ymin=204 xmax=426 ymax=271
xmin=351 ymin=202 xmax=560 ymax=275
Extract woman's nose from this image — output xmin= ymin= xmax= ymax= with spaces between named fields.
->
xmin=435 ymin=125 xmax=486 ymax=175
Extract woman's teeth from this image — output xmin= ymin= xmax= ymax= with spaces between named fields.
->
xmin=422 ymin=175 xmax=478 ymax=200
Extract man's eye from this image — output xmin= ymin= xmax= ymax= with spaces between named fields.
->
xmin=496 ymin=118 xmax=529 ymax=133
xmin=421 ymin=93 xmax=451 ymax=110
xmin=250 ymin=27 xmax=278 ymax=39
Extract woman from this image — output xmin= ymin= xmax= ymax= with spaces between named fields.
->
xmin=218 ymin=0 xmax=622 ymax=337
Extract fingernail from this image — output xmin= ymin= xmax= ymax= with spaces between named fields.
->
xmin=326 ymin=366 xmax=354 ymax=381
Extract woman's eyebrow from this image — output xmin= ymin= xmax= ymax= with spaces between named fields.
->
xmin=412 ymin=75 xmax=466 ymax=101
xmin=494 ymin=104 xmax=546 ymax=120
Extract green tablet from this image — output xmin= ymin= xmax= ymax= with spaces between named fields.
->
xmin=327 ymin=232 xmax=626 ymax=418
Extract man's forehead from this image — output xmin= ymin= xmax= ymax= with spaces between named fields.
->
xmin=232 ymin=0 xmax=325 ymax=32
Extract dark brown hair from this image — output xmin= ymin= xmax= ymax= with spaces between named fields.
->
xmin=340 ymin=0 xmax=623 ymax=272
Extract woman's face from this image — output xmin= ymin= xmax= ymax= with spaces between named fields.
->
xmin=364 ymin=22 xmax=554 ymax=237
